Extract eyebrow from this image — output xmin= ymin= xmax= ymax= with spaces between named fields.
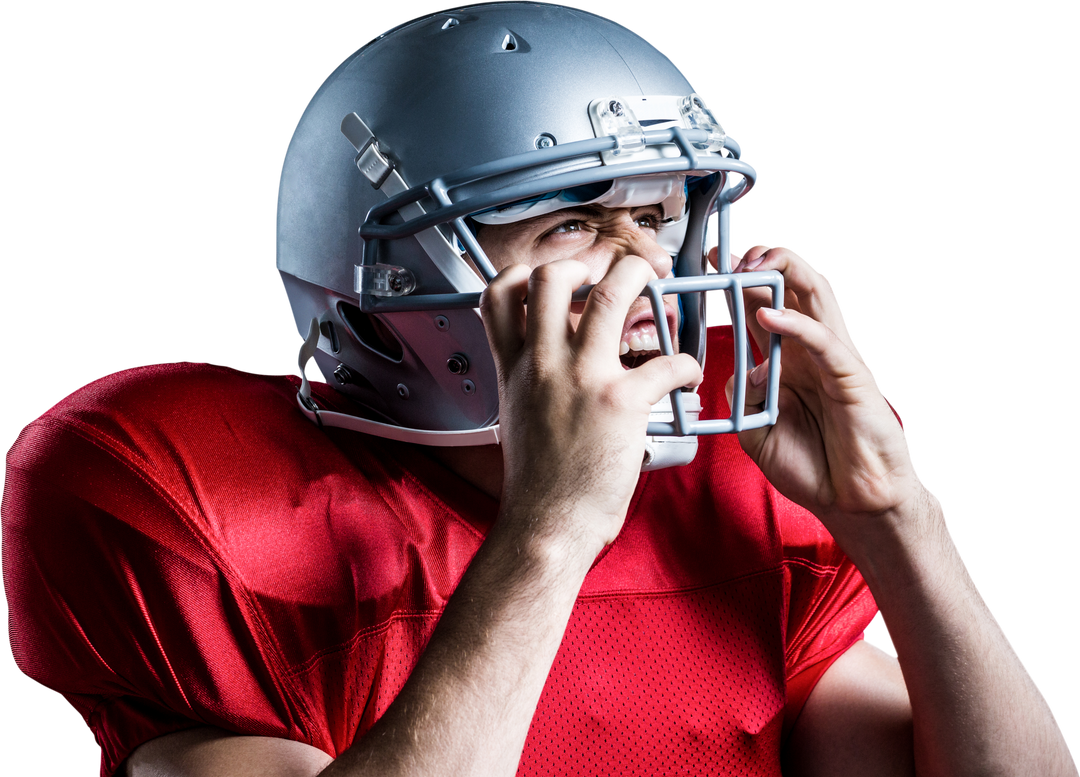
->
xmin=490 ymin=203 xmax=666 ymax=244
xmin=544 ymin=205 xmax=605 ymax=222
xmin=539 ymin=204 xmax=664 ymax=224
xmin=498 ymin=206 xmax=602 ymax=238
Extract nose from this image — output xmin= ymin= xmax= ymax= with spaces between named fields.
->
xmin=607 ymin=219 xmax=673 ymax=281
xmin=638 ymin=234 xmax=673 ymax=279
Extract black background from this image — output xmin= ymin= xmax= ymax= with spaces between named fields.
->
xmin=6 ymin=4 xmax=1071 ymax=773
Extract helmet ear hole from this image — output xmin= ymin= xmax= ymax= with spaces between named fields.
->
xmin=338 ymin=302 xmax=404 ymax=362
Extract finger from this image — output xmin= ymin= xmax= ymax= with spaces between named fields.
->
xmin=738 ymin=247 xmax=859 ymax=356
xmin=705 ymin=247 xmax=740 ymax=274
xmin=629 ymin=352 xmax=703 ymax=404
xmin=703 ymin=247 xmax=771 ymax=355
xmin=734 ymin=247 xmax=810 ymax=321
xmin=480 ymin=264 xmax=531 ymax=358
xmin=525 ymin=259 xmax=591 ymax=347
xmin=574 ymin=255 xmax=658 ymax=362
xmin=724 ymin=353 xmax=802 ymax=468
xmin=706 ymin=246 xmax=718 ymax=270
xmin=755 ymin=307 xmax=873 ymax=396
xmin=735 ymin=246 xmax=847 ymax=363
xmin=723 ymin=357 xmax=777 ymax=414
xmin=732 ymin=245 xmax=770 ymax=273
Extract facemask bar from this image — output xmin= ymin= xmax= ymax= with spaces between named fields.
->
xmin=351 ymin=123 xmax=755 ymax=314
xmin=341 ymin=116 xmax=779 ymax=438
xmin=341 ymin=271 xmax=785 ymax=437
xmin=642 ymin=274 xmax=783 ymax=434
xmin=674 ymin=172 xmax=725 ymax=367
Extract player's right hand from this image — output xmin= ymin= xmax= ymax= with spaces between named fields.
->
xmin=480 ymin=256 xmax=702 ymax=556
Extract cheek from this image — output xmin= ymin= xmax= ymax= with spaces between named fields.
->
xmin=477 ymin=233 xmax=560 ymax=275
xmin=474 ymin=229 xmax=525 ymax=273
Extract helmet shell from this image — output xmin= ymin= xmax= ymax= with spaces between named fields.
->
xmin=278 ymin=3 xmax=699 ymax=432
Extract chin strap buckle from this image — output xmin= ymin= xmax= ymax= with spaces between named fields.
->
xmin=297 ymin=318 xmax=324 ymax=428
xmin=642 ymin=393 xmax=701 ymax=471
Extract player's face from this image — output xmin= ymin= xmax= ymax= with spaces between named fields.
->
xmin=476 ymin=204 xmax=680 ymax=368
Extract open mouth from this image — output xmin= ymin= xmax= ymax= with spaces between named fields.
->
xmin=619 ymin=329 xmax=662 ymax=369
xmin=618 ymin=306 xmax=680 ymax=369
xmin=620 ymin=351 xmax=662 ymax=369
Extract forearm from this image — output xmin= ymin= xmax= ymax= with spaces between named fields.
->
xmin=324 ymin=509 xmax=601 ymax=777
xmin=320 ymin=255 xmax=696 ymax=777
xmin=850 ymin=490 xmax=1076 ymax=777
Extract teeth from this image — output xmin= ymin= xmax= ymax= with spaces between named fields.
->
xmin=621 ymin=331 xmax=661 ymax=355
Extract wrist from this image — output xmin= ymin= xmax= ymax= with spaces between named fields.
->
xmin=475 ymin=507 xmax=609 ymax=605
xmin=496 ymin=480 xmax=630 ymax=557
xmin=485 ymin=504 xmax=608 ymax=585
xmin=833 ymin=485 xmax=953 ymax=593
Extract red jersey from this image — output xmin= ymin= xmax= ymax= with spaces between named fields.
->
xmin=3 ymin=328 xmax=876 ymax=776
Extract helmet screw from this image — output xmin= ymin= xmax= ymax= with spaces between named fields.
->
xmin=446 ymin=353 xmax=469 ymax=375
xmin=434 ymin=315 xmax=450 ymax=331
xmin=461 ymin=379 xmax=475 ymax=395
xmin=534 ymin=133 xmax=556 ymax=150
xmin=388 ymin=273 xmax=406 ymax=293
xmin=396 ymin=383 xmax=410 ymax=399
xmin=333 ymin=364 xmax=355 ymax=385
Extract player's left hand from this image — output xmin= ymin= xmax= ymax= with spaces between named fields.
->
xmin=713 ymin=246 xmax=932 ymax=556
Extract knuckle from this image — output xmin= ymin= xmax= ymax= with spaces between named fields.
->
xmin=478 ymin=287 xmax=497 ymax=316
xmin=596 ymin=381 xmax=634 ymax=413
xmin=482 ymin=265 xmax=528 ymax=305
xmin=528 ymin=263 xmax=573 ymax=299
xmin=586 ymin=281 xmax=622 ymax=313
xmin=530 ymin=262 xmax=559 ymax=282
xmin=653 ymin=354 xmax=680 ymax=382
xmin=530 ymin=259 xmax=579 ymax=285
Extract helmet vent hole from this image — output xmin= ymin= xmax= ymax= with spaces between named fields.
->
xmin=338 ymin=302 xmax=404 ymax=363
xmin=441 ymin=17 xmax=459 ymax=30
xmin=501 ymin=33 xmax=517 ymax=51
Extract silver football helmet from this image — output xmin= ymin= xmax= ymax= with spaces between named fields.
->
xmin=278 ymin=2 xmax=782 ymax=469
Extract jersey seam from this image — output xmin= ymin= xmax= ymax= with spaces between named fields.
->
xmin=282 ymin=610 xmax=443 ymax=679
xmin=575 ymin=555 xmax=845 ymax=602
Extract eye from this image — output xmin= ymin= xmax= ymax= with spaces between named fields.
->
xmin=547 ymin=220 xmax=583 ymax=236
xmin=544 ymin=218 xmax=587 ymax=239
xmin=634 ymin=213 xmax=661 ymax=231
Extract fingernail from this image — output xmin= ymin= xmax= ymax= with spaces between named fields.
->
xmin=759 ymin=307 xmax=782 ymax=317
xmin=749 ymin=362 xmax=768 ymax=387
xmin=738 ymin=247 xmax=773 ymax=275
